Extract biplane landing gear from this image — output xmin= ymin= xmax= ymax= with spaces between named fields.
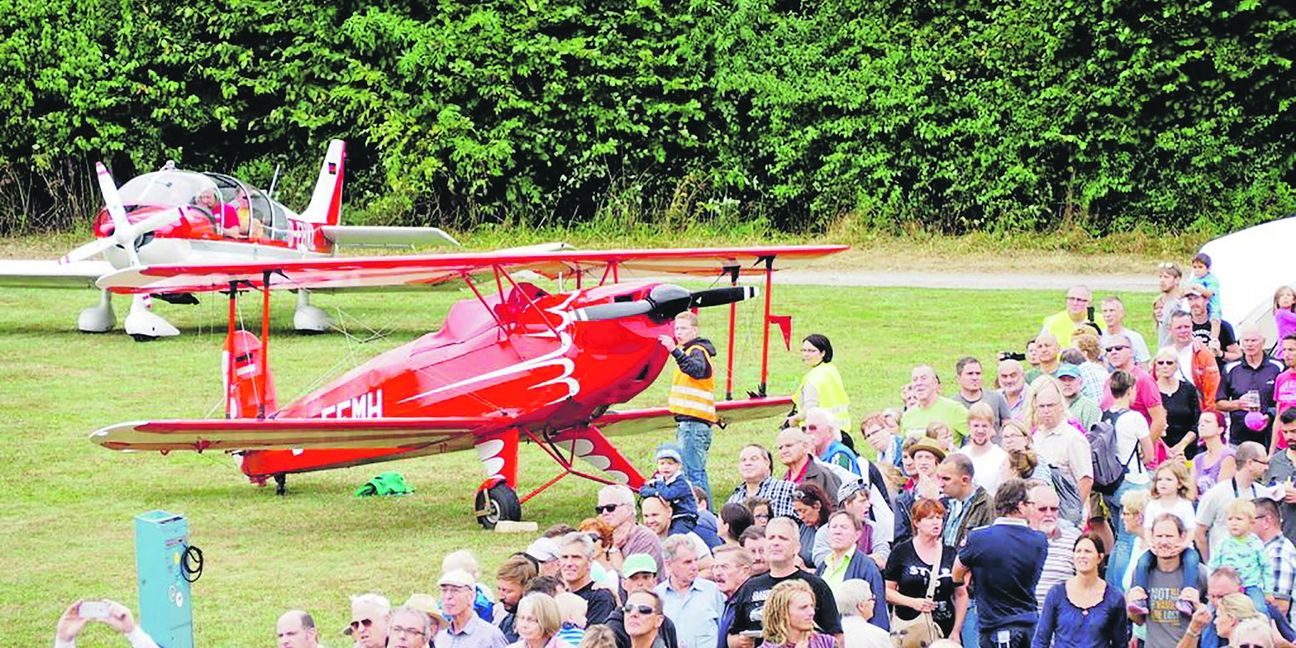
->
xmin=78 ymin=290 xmax=116 ymax=333
xmin=292 ymin=290 xmax=333 ymax=334
xmin=124 ymin=294 xmax=179 ymax=341
xmin=474 ymin=482 xmax=521 ymax=530
xmin=274 ymin=474 xmax=287 ymax=496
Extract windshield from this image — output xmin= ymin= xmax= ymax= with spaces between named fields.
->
xmin=117 ymin=170 xmax=221 ymax=208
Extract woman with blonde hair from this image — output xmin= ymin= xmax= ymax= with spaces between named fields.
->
xmin=1144 ymin=462 xmax=1197 ymax=532
xmin=761 ymin=579 xmax=836 ymax=648
xmin=1071 ymin=330 xmax=1109 ymax=401
xmin=1154 ymin=346 xmax=1201 ymax=461
xmin=574 ymin=625 xmax=616 ymax=648
xmin=1000 ymin=419 xmax=1051 ymax=483
xmin=508 ymin=593 xmax=566 ymax=648
xmin=1209 ymin=593 xmax=1266 ymax=645
xmin=1111 ymin=489 xmax=1151 ymax=585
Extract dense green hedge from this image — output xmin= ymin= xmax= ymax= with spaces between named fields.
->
xmin=0 ymin=0 xmax=1292 ymax=234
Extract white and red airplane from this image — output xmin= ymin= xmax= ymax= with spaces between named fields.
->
xmin=0 ymin=140 xmax=460 ymax=339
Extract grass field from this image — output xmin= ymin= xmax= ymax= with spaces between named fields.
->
xmin=0 ymin=265 xmax=1157 ymax=645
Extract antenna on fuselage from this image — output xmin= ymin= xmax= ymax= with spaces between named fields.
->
xmin=266 ymin=164 xmax=282 ymax=201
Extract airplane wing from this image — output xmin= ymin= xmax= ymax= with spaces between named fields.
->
xmin=96 ymin=245 xmax=850 ymax=294
xmin=0 ymin=259 xmax=114 ymax=289
xmin=321 ymin=225 xmax=461 ymax=248
xmin=90 ymin=416 xmax=499 ymax=452
xmin=594 ymin=397 xmax=793 ymax=437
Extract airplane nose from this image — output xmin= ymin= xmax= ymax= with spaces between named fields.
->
xmin=571 ymin=284 xmax=758 ymax=322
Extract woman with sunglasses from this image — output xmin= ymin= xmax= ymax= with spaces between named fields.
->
xmin=1033 ymin=533 xmax=1129 ymax=647
xmin=1193 ymin=411 xmax=1237 ymax=497
xmin=508 ymin=593 xmax=566 ymax=648
xmin=578 ymin=518 xmax=620 ymax=594
xmin=1154 ymin=347 xmax=1201 ymax=461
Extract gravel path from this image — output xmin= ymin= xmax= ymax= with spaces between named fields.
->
xmin=770 ymin=270 xmax=1158 ymax=292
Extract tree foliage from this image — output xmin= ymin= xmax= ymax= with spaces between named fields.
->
xmin=0 ymin=0 xmax=1291 ymax=234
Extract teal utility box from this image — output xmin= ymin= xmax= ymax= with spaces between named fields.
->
xmin=134 ymin=510 xmax=194 ymax=648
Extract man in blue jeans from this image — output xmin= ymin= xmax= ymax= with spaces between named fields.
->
xmin=659 ymin=312 xmax=718 ymax=507
xmin=953 ymin=478 xmax=1048 ymax=648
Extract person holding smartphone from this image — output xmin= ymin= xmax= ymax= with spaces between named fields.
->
xmin=55 ymin=599 xmax=159 ymax=648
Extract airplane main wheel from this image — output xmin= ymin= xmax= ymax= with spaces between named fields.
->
xmin=474 ymin=483 xmax=521 ymax=530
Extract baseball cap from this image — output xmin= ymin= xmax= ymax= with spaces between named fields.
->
xmin=525 ymin=537 xmax=561 ymax=563
xmin=438 ymin=569 xmax=476 ymax=589
xmin=655 ymin=443 xmax=683 ymax=464
xmin=1055 ymin=364 xmax=1081 ymax=380
xmin=622 ymin=553 xmax=659 ymax=577
xmin=836 ymin=478 xmax=866 ymax=505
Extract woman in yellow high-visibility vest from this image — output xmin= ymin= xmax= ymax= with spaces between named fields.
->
xmin=789 ymin=333 xmax=850 ymax=432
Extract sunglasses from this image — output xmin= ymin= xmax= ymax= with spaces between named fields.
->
xmin=349 ymin=618 xmax=374 ymax=632
xmin=622 ymin=603 xmax=656 ymax=616
xmin=1105 ymin=345 xmax=1129 ymax=352
xmin=594 ymin=504 xmax=620 ymax=514
xmin=1155 ymin=360 xmax=1176 ymax=365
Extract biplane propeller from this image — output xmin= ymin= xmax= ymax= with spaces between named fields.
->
xmin=89 ymin=245 xmax=847 ymax=527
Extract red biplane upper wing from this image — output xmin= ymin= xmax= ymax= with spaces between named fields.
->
xmin=91 ymin=416 xmax=501 ymax=452
xmin=95 ymin=245 xmax=849 ymax=294
xmin=594 ymin=397 xmax=793 ymax=438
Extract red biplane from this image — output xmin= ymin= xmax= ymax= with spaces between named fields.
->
xmin=0 ymin=140 xmax=459 ymax=339
xmin=89 ymin=245 xmax=846 ymax=526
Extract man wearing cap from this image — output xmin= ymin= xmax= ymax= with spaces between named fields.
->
xmin=559 ymin=532 xmax=617 ymax=625
xmin=523 ymin=537 xmax=562 ymax=578
xmin=775 ymin=427 xmax=840 ymax=500
xmin=892 ymin=437 xmax=945 ymax=546
xmin=901 ymin=365 xmax=969 ymax=443
xmin=276 ymin=610 xmax=320 ymax=648
xmin=389 ymin=606 xmax=434 ymax=648
xmin=725 ymin=443 xmax=797 ymax=519
xmin=1188 ymin=282 xmax=1241 ymax=367
xmin=725 ymin=517 xmax=843 ymax=648
xmin=608 ymin=555 xmax=680 ymax=648
xmin=655 ymin=535 xmax=725 ymax=648
xmin=1057 ymin=363 xmax=1100 ymax=430
xmin=348 ymin=593 xmax=391 ymax=648
xmin=598 ymin=484 xmax=665 ymax=576
xmin=1041 ymin=285 xmax=1098 ymax=349
xmin=435 ymin=571 xmax=506 ymax=648
xmin=660 ymin=311 xmax=719 ymax=508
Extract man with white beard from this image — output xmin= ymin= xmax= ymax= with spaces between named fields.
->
xmin=1026 ymin=484 xmax=1080 ymax=611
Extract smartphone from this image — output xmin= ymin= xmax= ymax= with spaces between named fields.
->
xmin=739 ymin=630 xmax=763 ymax=638
xmin=78 ymin=600 xmax=111 ymax=619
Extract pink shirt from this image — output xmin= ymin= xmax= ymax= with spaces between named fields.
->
xmin=1100 ymin=366 xmax=1163 ymax=424
xmin=1277 ymin=309 xmax=1296 ymax=343
xmin=1275 ymin=371 xmax=1296 ymax=449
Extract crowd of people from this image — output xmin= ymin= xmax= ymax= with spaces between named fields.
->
xmin=58 ymin=256 xmax=1296 ymax=648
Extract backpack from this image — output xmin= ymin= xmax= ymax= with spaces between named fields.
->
xmin=1049 ymin=464 xmax=1083 ymax=526
xmin=1089 ymin=410 xmax=1138 ymax=496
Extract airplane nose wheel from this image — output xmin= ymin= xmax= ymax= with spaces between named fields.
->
xmin=474 ymin=483 xmax=521 ymax=529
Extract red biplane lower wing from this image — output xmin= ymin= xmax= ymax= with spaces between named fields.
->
xmin=95 ymin=245 xmax=849 ymax=295
xmin=90 ymin=417 xmax=497 ymax=452
xmin=594 ymin=397 xmax=793 ymax=438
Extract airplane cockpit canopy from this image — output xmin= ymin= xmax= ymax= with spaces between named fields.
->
xmin=115 ymin=169 xmax=288 ymax=241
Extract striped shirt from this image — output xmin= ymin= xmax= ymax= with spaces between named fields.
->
xmin=1034 ymin=520 xmax=1081 ymax=611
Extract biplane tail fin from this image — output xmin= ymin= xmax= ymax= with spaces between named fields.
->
xmin=223 ymin=330 xmax=277 ymax=418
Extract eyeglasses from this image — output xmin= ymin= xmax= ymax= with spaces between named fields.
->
xmin=1105 ymin=345 xmax=1129 ymax=352
xmin=622 ymin=603 xmax=656 ymax=616
xmin=1036 ymin=505 xmax=1060 ymax=513
xmin=1155 ymin=360 xmax=1176 ymax=366
xmin=595 ymin=504 xmax=620 ymax=514
xmin=1238 ymin=643 xmax=1267 ymax=648
xmin=391 ymin=626 xmax=426 ymax=638
xmin=349 ymin=619 xmax=374 ymax=632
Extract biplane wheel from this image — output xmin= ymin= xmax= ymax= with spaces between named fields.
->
xmin=474 ymin=483 xmax=521 ymax=530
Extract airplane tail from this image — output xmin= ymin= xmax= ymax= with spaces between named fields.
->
xmin=223 ymin=330 xmax=277 ymax=418
xmin=288 ymin=139 xmax=345 ymax=253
